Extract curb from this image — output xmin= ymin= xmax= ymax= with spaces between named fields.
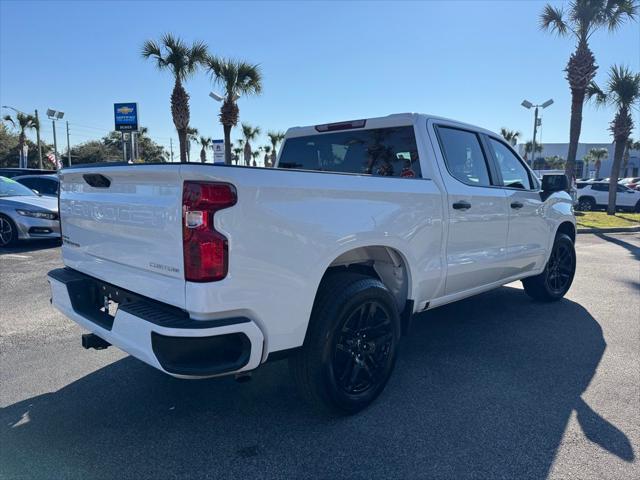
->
xmin=577 ymin=226 xmax=640 ymax=234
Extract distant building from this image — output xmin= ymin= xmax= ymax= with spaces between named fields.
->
xmin=516 ymin=142 xmax=640 ymax=178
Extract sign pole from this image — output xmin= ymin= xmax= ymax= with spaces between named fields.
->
xmin=66 ymin=121 xmax=72 ymax=166
xmin=122 ymin=132 xmax=127 ymax=162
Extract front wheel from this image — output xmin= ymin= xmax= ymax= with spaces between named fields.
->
xmin=578 ymin=197 xmax=595 ymax=212
xmin=289 ymin=272 xmax=400 ymax=415
xmin=0 ymin=215 xmax=17 ymax=247
xmin=522 ymin=233 xmax=576 ymax=301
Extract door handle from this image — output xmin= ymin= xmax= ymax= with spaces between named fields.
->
xmin=510 ymin=201 xmax=524 ymax=209
xmin=452 ymin=201 xmax=471 ymax=210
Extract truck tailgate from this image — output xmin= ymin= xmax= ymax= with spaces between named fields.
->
xmin=59 ymin=165 xmax=186 ymax=309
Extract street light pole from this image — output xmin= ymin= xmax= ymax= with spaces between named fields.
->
xmin=521 ymin=98 xmax=553 ymax=167
xmin=51 ymin=118 xmax=58 ymax=165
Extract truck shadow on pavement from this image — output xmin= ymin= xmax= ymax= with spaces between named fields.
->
xmin=0 ymin=286 xmax=633 ymax=479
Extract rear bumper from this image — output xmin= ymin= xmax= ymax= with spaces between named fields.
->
xmin=47 ymin=268 xmax=264 ymax=378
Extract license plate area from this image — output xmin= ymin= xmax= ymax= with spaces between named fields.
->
xmin=65 ymin=276 xmax=141 ymax=331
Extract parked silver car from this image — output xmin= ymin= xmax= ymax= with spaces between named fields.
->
xmin=0 ymin=176 xmax=60 ymax=247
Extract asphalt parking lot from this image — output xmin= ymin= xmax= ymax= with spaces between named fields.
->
xmin=1 ymin=234 xmax=639 ymax=480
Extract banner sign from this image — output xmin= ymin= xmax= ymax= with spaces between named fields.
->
xmin=212 ymin=139 xmax=225 ymax=163
xmin=114 ymin=102 xmax=138 ymax=131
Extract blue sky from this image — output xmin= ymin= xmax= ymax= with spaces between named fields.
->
xmin=1 ymin=0 xmax=638 ymax=154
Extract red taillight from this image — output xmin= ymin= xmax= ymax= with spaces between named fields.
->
xmin=182 ymin=181 xmax=237 ymax=282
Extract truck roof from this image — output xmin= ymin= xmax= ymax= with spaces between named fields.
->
xmin=284 ymin=113 xmax=498 ymax=139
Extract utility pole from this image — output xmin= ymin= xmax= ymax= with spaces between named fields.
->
xmin=34 ymin=109 xmax=43 ymax=169
xmin=170 ymin=138 xmax=174 ymax=162
xmin=66 ymin=121 xmax=71 ymax=166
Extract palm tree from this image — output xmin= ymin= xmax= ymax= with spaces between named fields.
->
xmin=587 ymin=65 xmax=640 ymax=214
xmin=524 ymin=140 xmax=543 ymax=164
xmin=241 ymin=123 xmax=260 ymax=166
xmin=539 ymin=0 xmax=638 ymax=180
xmin=585 ymin=147 xmax=608 ymax=179
xmin=622 ymin=138 xmax=640 ymax=176
xmin=544 ymin=155 xmax=566 ymax=169
xmin=262 ymin=145 xmax=272 ymax=167
xmin=198 ymin=136 xmax=212 ymax=163
xmin=251 ymin=150 xmax=260 ymax=167
xmin=204 ymin=56 xmax=262 ymax=164
xmin=141 ymin=34 xmax=208 ymax=163
xmin=267 ymin=131 xmax=285 ymax=166
xmin=3 ymin=112 xmax=38 ymax=168
xmin=582 ymin=151 xmax=593 ymax=178
xmin=232 ymin=147 xmax=243 ymax=165
xmin=186 ymin=127 xmax=199 ymax=162
xmin=499 ymin=128 xmax=521 ymax=146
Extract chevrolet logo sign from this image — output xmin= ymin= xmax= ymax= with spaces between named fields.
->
xmin=117 ymin=106 xmax=134 ymax=115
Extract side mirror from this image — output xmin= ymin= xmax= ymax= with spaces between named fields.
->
xmin=542 ymin=174 xmax=569 ymax=193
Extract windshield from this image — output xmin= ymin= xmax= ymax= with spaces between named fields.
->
xmin=0 ymin=176 xmax=38 ymax=197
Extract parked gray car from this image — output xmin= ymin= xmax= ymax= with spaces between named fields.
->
xmin=0 ymin=176 xmax=60 ymax=247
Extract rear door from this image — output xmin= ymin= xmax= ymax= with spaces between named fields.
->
xmin=59 ymin=165 xmax=186 ymax=308
xmin=431 ymin=123 xmax=509 ymax=295
xmin=485 ymin=136 xmax=551 ymax=275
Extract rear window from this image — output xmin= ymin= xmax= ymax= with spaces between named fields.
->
xmin=278 ymin=126 xmax=421 ymax=178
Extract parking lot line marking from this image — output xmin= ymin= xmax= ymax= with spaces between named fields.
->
xmin=1 ymin=254 xmax=31 ymax=259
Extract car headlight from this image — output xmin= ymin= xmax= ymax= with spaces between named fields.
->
xmin=15 ymin=209 xmax=58 ymax=220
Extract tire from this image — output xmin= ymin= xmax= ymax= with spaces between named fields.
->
xmin=522 ymin=233 xmax=576 ymax=302
xmin=577 ymin=197 xmax=595 ymax=212
xmin=289 ymin=272 xmax=401 ymax=415
xmin=0 ymin=215 xmax=17 ymax=247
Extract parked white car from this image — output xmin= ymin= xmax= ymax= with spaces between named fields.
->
xmin=576 ymin=181 xmax=640 ymax=212
xmin=48 ymin=113 xmax=576 ymax=413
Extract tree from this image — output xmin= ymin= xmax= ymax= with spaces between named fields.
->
xmin=241 ymin=123 xmax=260 ymax=166
xmin=251 ymin=150 xmax=260 ymax=167
xmin=2 ymin=112 xmax=38 ymax=168
xmin=539 ymin=0 xmax=638 ymax=180
xmin=499 ymin=128 xmax=521 ymax=146
xmin=585 ymin=147 xmax=608 ymax=178
xmin=204 ymin=56 xmax=262 ymax=164
xmin=544 ymin=155 xmax=566 ymax=169
xmin=587 ymin=65 xmax=640 ymax=214
xmin=141 ymin=33 xmax=208 ymax=163
xmin=582 ymin=151 xmax=593 ymax=178
xmin=622 ymin=138 xmax=640 ymax=175
xmin=524 ymin=140 xmax=543 ymax=163
xmin=262 ymin=145 xmax=272 ymax=167
xmin=198 ymin=136 xmax=212 ymax=163
xmin=231 ymin=147 xmax=241 ymax=165
xmin=186 ymin=127 xmax=199 ymax=161
xmin=267 ymin=131 xmax=285 ymax=166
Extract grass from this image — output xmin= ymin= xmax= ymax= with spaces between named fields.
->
xmin=575 ymin=211 xmax=640 ymax=229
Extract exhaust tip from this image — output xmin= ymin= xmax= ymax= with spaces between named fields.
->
xmin=81 ymin=333 xmax=111 ymax=350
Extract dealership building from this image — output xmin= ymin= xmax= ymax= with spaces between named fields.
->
xmin=516 ymin=143 xmax=640 ymax=178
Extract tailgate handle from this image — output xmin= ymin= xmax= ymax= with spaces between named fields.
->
xmin=83 ymin=174 xmax=111 ymax=188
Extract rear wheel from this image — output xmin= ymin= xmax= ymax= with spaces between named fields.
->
xmin=522 ymin=233 xmax=576 ymax=301
xmin=289 ymin=272 xmax=400 ymax=415
xmin=0 ymin=215 xmax=17 ymax=247
xmin=578 ymin=197 xmax=595 ymax=212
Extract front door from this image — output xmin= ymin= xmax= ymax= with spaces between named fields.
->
xmin=431 ymin=124 xmax=509 ymax=295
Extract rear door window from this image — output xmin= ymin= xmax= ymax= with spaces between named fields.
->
xmin=278 ymin=126 xmax=421 ymax=178
xmin=436 ymin=126 xmax=492 ymax=187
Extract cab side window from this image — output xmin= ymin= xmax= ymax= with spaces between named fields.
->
xmin=488 ymin=138 xmax=532 ymax=190
xmin=436 ymin=127 xmax=492 ymax=187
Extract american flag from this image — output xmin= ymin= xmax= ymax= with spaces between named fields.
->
xmin=46 ymin=152 xmax=62 ymax=170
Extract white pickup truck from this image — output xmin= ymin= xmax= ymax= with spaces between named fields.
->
xmin=48 ymin=113 xmax=576 ymax=414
